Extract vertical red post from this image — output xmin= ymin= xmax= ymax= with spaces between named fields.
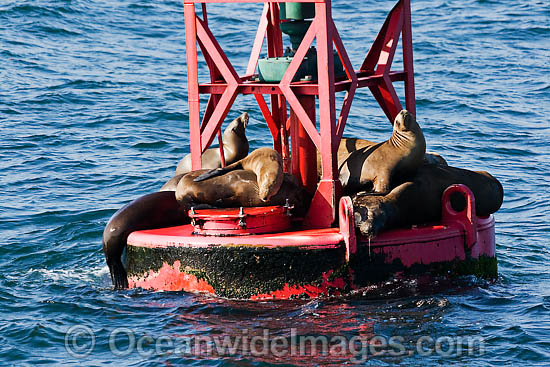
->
xmin=304 ymin=0 xmax=341 ymax=228
xmin=291 ymin=96 xmax=317 ymax=193
xmin=200 ymin=4 xmax=225 ymax=167
xmin=401 ymin=0 xmax=416 ymax=116
xmin=184 ymin=3 xmax=202 ymax=170
xmin=266 ymin=3 xmax=288 ymax=171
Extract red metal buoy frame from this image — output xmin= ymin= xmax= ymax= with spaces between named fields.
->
xmin=124 ymin=0 xmax=498 ymax=298
xmin=184 ymin=0 xmax=415 ymax=227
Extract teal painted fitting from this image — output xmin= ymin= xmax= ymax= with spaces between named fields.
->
xmin=280 ymin=20 xmax=312 ymax=51
xmin=279 ymin=3 xmax=315 ymax=20
xmin=257 ymin=49 xmax=345 ymax=83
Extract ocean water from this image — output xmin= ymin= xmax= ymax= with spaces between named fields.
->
xmin=1 ymin=0 xmax=549 ymax=365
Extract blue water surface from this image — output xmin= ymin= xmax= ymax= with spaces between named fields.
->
xmin=1 ymin=0 xmax=549 ymax=365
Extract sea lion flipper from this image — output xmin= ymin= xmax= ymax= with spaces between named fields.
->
xmin=108 ymin=259 xmax=129 ymax=289
xmin=193 ymin=168 xmax=228 ymax=182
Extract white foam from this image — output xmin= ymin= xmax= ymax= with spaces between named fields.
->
xmin=14 ymin=265 xmax=110 ymax=285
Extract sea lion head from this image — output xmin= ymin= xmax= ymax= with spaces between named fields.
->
xmin=393 ymin=110 xmax=419 ymax=132
xmin=258 ymin=171 xmax=283 ymax=201
xmin=224 ymin=112 xmax=249 ymax=139
xmin=250 ymin=148 xmax=284 ymax=202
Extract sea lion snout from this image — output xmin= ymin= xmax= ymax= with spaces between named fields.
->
xmin=259 ymin=187 xmax=273 ymax=201
xmin=248 ymin=148 xmax=283 ymax=201
xmin=258 ymin=171 xmax=284 ymax=201
xmin=230 ymin=112 xmax=249 ymax=133
xmin=241 ymin=112 xmax=249 ymax=128
xmin=394 ymin=110 xmax=415 ymax=131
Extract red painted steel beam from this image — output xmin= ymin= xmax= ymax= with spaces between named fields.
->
xmin=246 ymin=4 xmax=269 ymax=77
xmin=197 ymin=71 xmax=408 ymax=95
xmin=254 ymin=93 xmax=281 ymax=150
xmin=331 ymin=20 xmax=358 ymax=146
xmin=374 ymin=7 xmax=403 ymax=76
xmin=290 ymin=96 xmax=317 ymax=193
xmin=371 ymin=3 xmax=404 ymax=121
xmin=358 ymin=0 xmax=414 ymax=123
xmin=195 ymin=17 xmax=241 ymax=152
xmin=184 ymin=0 xmax=317 ymax=3
xmin=303 ymin=0 xmax=342 ymax=228
xmin=184 ymin=4 xmax=202 ymax=170
xmin=401 ymin=0 xmax=416 ymax=115
xmin=265 ymin=3 xmax=287 ymax=168
xmin=279 ymin=17 xmax=320 ymax=151
xmin=199 ymin=4 xmax=225 ymax=166
xmin=360 ymin=1 xmax=399 ymax=73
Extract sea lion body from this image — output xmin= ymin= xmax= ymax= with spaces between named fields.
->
xmin=423 ymin=152 xmax=448 ymax=166
xmin=352 ymin=164 xmax=504 ymax=238
xmin=102 ymin=191 xmax=188 ymax=289
xmin=176 ymin=170 xmax=311 ymax=217
xmin=339 ymin=110 xmax=426 ymax=194
xmin=174 ymin=112 xmax=250 ymax=176
xmin=193 ymin=147 xmax=284 ymax=201
xmin=318 ymin=139 xmax=446 ymax=178
xmin=159 ymin=174 xmax=184 ymax=192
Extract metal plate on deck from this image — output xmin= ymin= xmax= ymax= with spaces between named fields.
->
xmin=188 ymin=205 xmax=292 ymax=236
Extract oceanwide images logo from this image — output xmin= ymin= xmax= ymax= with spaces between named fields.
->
xmin=65 ymin=325 xmax=485 ymax=362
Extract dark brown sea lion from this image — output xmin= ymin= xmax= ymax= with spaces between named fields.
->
xmin=174 ymin=112 xmax=250 ymax=176
xmin=193 ymin=147 xmax=284 ymax=201
xmin=102 ymin=191 xmax=188 ymax=289
xmin=176 ymin=170 xmax=311 ymax=217
xmin=352 ymin=164 xmax=504 ymax=238
xmin=423 ymin=151 xmax=448 ymax=166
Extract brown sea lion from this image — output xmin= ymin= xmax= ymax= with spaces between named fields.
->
xmin=317 ymin=137 xmax=446 ymax=177
xmin=337 ymin=110 xmax=426 ymax=194
xmin=102 ymin=191 xmax=188 ymax=289
xmin=159 ymin=174 xmax=184 ymax=192
xmin=176 ymin=170 xmax=311 ymax=217
xmin=193 ymin=147 xmax=284 ymax=201
xmin=352 ymin=164 xmax=504 ymax=238
xmin=174 ymin=112 xmax=250 ymax=176
xmin=159 ymin=112 xmax=250 ymax=191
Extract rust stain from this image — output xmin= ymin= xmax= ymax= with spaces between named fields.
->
xmin=128 ymin=260 xmax=215 ymax=294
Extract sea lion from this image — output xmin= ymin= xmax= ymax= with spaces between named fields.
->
xmin=423 ymin=152 xmax=448 ymax=166
xmin=193 ymin=147 xmax=284 ymax=201
xmin=317 ymin=137 xmax=446 ymax=178
xmin=102 ymin=191 xmax=188 ymax=289
xmin=159 ymin=174 xmax=184 ymax=192
xmin=176 ymin=169 xmax=311 ymax=217
xmin=337 ymin=110 xmax=426 ymax=195
xmin=174 ymin=112 xmax=250 ymax=176
xmin=352 ymin=164 xmax=504 ymax=238
xmin=159 ymin=112 xmax=250 ymax=191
